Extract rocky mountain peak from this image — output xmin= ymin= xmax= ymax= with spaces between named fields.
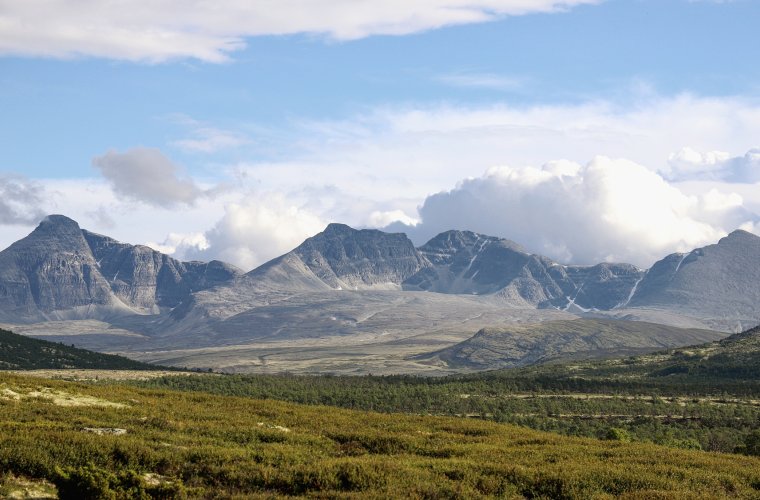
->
xmin=627 ymin=228 xmax=760 ymax=326
xmin=322 ymin=222 xmax=354 ymax=235
xmin=0 ymin=215 xmax=115 ymax=319
xmin=82 ymin=229 xmax=243 ymax=311
xmin=19 ymin=214 xmax=88 ymax=251
xmin=290 ymin=224 xmax=430 ymax=289
xmin=0 ymin=215 xmax=242 ymax=320
xmin=718 ymin=229 xmax=760 ymax=247
xmin=38 ymin=214 xmax=81 ymax=231
xmin=419 ymin=230 xmax=525 ymax=265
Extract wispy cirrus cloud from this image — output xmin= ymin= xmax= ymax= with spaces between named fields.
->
xmin=173 ymin=127 xmax=249 ymax=154
xmin=0 ymin=0 xmax=602 ymax=63
xmin=165 ymin=114 xmax=250 ymax=153
xmin=437 ymin=72 xmax=527 ymax=91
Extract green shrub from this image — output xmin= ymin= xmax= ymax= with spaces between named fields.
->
xmin=739 ymin=430 xmax=760 ymax=456
xmin=53 ymin=464 xmax=118 ymax=500
xmin=605 ymin=427 xmax=632 ymax=442
xmin=53 ymin=464 xmax=186 ymax=500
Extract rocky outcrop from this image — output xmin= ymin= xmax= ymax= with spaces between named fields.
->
xmin=560 ymin=263 xmax=645 ymax=311
xmin=404 ymin=230 xmax=529 ymax=294
xmin=0 ymin=215 xmax=241 ymax=320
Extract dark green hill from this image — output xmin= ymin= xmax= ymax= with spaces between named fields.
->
xmin=0 ymin=328 xmax=159 ymax=370
xmin=446 ymin=322 xmax=760 ymax=395
xmin=532 ymin=322 xmax=760 ymax=382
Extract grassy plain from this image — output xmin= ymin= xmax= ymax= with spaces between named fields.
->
xmin=135 ymin=325 xmax=760 ymax=454
xmin=2 ymin=371 xmax=760 ymax=498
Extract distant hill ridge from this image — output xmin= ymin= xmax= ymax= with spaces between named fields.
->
xmin=0 ymin=327 xmax=160 ymax=370
xmin=421 ymin=318 xmax=724 ymax=370
xmin=492 ymin=321 xmax=760 ymax=384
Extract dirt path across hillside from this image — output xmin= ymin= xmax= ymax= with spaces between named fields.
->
xmin=5 ymin=369 xmax=208 ymax=381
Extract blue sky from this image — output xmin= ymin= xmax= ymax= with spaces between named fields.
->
xmin=1 ymin=0 xmax=759 ymax=269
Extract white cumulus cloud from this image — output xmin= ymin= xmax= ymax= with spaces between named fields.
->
xmin=236 ymin=94 xmax=760 ymax=210
xmin=0 ymin=0 xmax=600 ymax=63
xmin=388 ymin=156 xmax=759 ymax=267
xmin=185 ymin=195 xmax=326 ymax=271
xmin=145 ymin=232 xmax=210 ymax=256
xmin=367 ymin=209 xmax=419 ymax=228
xmin=665 ymin=147 xmax=760 ymax=183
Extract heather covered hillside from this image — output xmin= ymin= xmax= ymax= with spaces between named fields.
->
xmin=2 ymin=371 xmax=760 ymax=498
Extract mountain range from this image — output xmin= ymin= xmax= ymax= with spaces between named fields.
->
xmin=0 ymin=214 xmax=758 ymax=374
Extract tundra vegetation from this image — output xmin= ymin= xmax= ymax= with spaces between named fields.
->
xmin=2 ymin=325 xmax=760 ymax=497
xmin=135 ymin=325 xmax=760 ymax=456
xmin=2 ymin=371 xmax=760 ymax=499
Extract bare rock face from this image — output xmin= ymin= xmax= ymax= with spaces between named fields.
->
xmin=560 ymin=263 xmax=645 ymax=311
xmin=0 ymin=215 xmax=242 ymax=320
xmin=403 ymin=230 xmax=645 ymax=310
xmin=405 ymin=230 xmax=529 ymax=294
xmin=0 ymin=215 xmax=116 ymax=320
xmin=629 ymin=230 xmax=760 ymax=324
xmin=289 ymin=223 xmax=430 ymax=290
xmin=84 ymin=231 xmax=241 ymax=311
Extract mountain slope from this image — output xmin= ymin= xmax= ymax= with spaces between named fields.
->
xmin=84 ymin=229 xmax=241 ymax=311
xmin=184 ymin=226 xmax=645 ymax=326
xmin=629 ymin=230 xmax=760 ymax=326
xmin=422 ymin=318 xmax=725 ymax=370
xmin=168 ymin=223 xmax=432 ymax=325
xmin=404 ymin=230 xmax=644 ymax=309
xmin=287 ymin=223 xmax=430 ymax=290
xmin=0 ymin=327 xmax=159 ymax=370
